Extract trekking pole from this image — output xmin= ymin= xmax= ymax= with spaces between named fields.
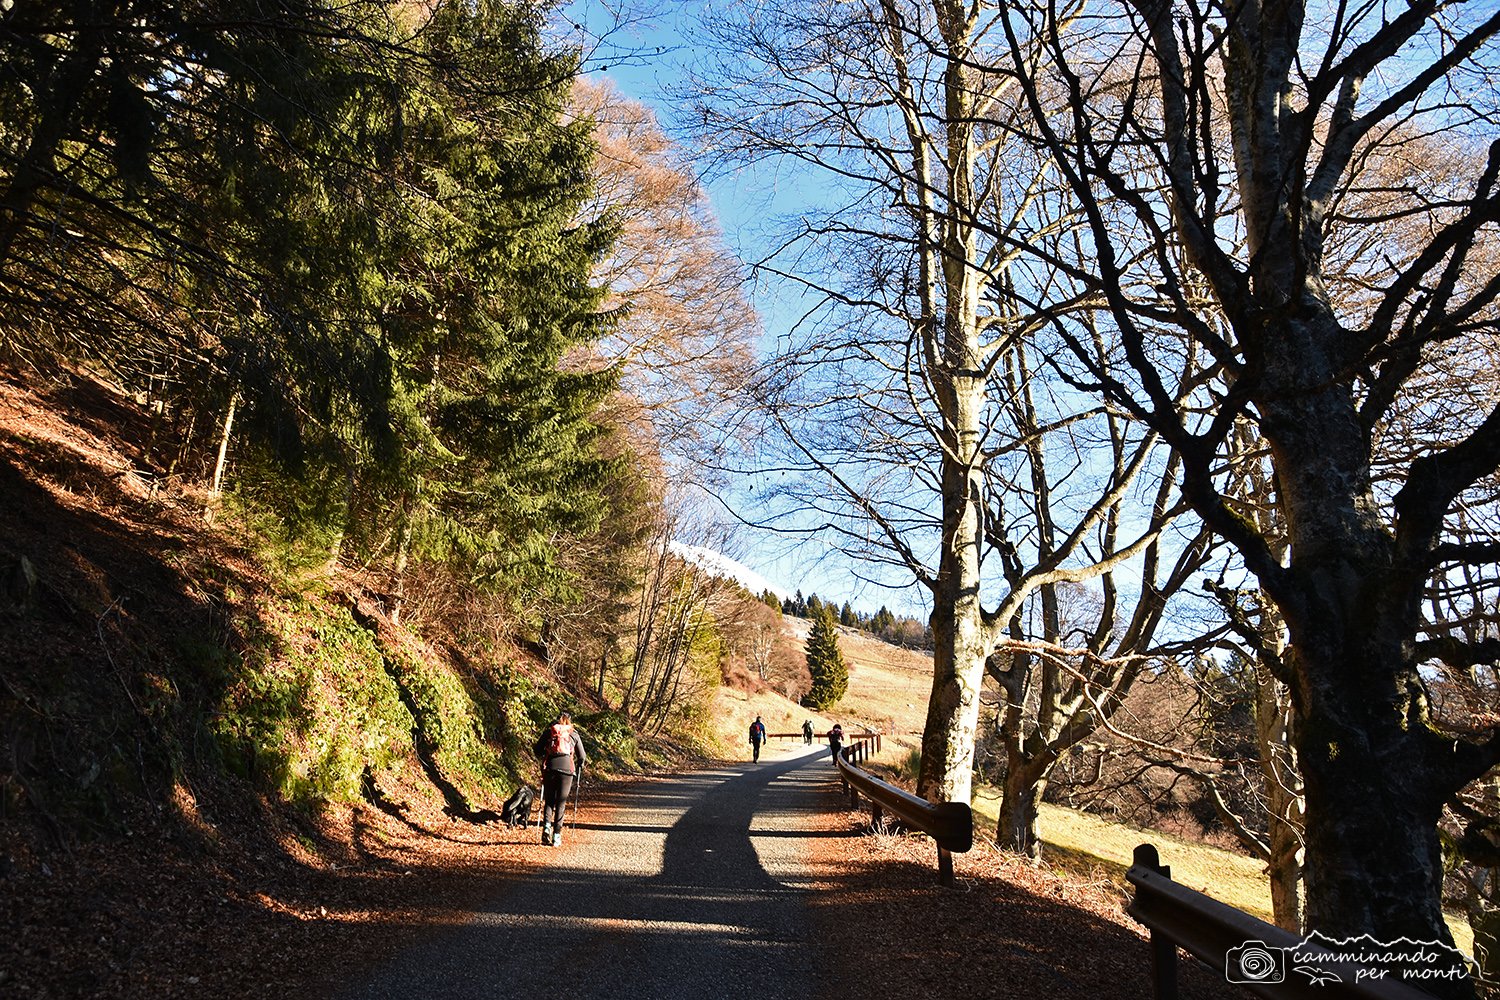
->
xmin=569 ymin=767 xmax=582 ymax=831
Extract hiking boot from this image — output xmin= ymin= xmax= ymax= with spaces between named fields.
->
xmin=552 ymin=829 xmax=563 ymax=847
xmin=541 ymin=822 xmax=553 ymax=846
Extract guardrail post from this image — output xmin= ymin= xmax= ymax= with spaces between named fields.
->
xmin=937 ymin=846 xmax=953 ymax=885
xmin=1133 ymin=844 xmax=1179 ymax=1000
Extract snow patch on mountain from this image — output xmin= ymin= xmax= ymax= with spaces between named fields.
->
xmin=668 ymin=542 xmax=787 ymax=600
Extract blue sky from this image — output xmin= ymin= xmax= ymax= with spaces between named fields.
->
xmin=555 ymin=1 xmax=938 ymax=616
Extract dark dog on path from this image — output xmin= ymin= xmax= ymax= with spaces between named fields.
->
xmin=501 ymin=785 xmax=535 ymax=828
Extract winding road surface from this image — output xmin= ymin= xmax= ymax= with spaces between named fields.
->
xmin=345 ymin=742 xmax=840 ymax=999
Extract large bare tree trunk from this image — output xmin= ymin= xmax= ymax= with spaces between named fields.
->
xmin=1264 ymin=356 xmax=1467 ymax=969
xmin=918 ymin=361 xmax=990 ymax=802
xmin=997 ymin=750 xmax=1052 ymax=858
xmin=911 ymin=11 xmax=991 ymax=805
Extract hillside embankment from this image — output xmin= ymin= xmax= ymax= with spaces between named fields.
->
xmin=0 ymin=365 xmax=679 ymax=997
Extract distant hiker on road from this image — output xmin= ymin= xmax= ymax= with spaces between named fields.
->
xmin=802 ymin=719 xmax=813 ymax=745
xmin=828 ymin=723 xmax=844 ymax=765
xmin=534 ymin=712 xmax=587 ymax=847
xmin=749 ymin=715 xmax=768 ymax=762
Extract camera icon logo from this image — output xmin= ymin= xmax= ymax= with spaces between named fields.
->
xmin=1226 ymin=941 xmax=1286 ymax=984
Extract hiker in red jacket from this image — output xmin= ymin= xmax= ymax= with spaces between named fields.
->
xmin=534 ymin=712 xmax=587 ymax=847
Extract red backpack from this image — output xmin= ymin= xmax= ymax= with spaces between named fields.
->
xmin=542 ymin=722 xmax=574 ymax=758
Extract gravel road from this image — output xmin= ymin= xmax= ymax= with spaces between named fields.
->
xmin=346 ymin=742 xmax=838 ymax=999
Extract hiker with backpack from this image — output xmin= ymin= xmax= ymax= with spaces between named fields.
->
xmin=748 ymin=715 xmax=767 ymax=762
xmin=828 ymin=723 xmax=844 ymax=766
xmin=801 ymin=719 xmax=813 ymax=745
xmin=534 ymin=711 xmax=587 ymax=847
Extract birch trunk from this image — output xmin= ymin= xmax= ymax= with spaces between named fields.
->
xmin=914 ymin=3 xmax=994 ymax=805
xmin=204 ymin=393 xmax=237 ymax=525
xmin=1255 ymin=647 xmax=1305 ymax=932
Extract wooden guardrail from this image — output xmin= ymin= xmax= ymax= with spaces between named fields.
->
xmin=1127 ymin=843 xmax=1447 ymax=998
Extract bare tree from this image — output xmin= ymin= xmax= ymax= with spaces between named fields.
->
xmin=993 ymin=0 xmax=1500 ymax=977
xmin=747 ymin=623 xmax=777 ymax=682
xmin=687 ymin=0 xmax=1207 ymax=814
xmin=614 ymin=501 xmax=753 ymax=733
xmin=573 ymin=79 xmax=759 ymax=473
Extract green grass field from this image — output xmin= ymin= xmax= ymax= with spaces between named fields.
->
xmin=971 ymin=785 xmax=1474 ymax=958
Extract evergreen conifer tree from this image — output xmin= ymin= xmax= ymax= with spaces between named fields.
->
xmin=803 ymin=606 xmax=847 ymax=710
xmin=0 ymin=0 xmax=625 ymax=599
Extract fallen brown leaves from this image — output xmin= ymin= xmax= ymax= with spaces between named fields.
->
xmin=805 ymin=805 xmax=1243 ymax=1000
xmin=1 ymin=780 xmax=553 ymax=999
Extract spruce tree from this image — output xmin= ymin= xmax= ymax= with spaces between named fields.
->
xmin=803 ymin=606 xmax=848 ymax=710
xmin=0 ymin=0 xmax=622 ymax=599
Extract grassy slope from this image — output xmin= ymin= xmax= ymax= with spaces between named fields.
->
xmin=0 ymin=366 xmax=575 ymax=848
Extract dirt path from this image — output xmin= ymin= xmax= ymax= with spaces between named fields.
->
xmin=343 ymin=743 xmax=838 ymax=999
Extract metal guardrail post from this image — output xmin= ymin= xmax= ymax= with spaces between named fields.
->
xmin=937 ymin=846 xmax=953 ymax=885
xmin=847 ymin=746 xmax=859 ymax=806
xmin=1133 ymin=845 xmax=1180 ymax=1000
